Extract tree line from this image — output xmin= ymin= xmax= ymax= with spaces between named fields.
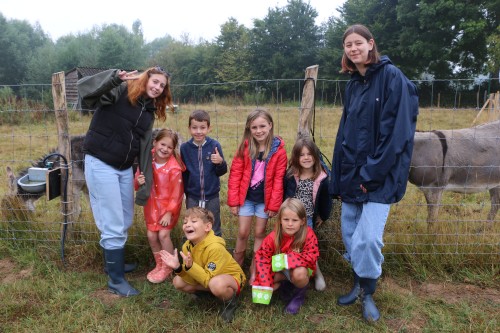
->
xmin=1 ymin=0 xmax=499 ymax=101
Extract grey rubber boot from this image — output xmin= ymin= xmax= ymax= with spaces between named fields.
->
xmin=359 ymin=278 xmax=380 ymax=322
xmin=221 ymin=291 xmax=239 ymax=323
xmin=104 ymin=248 xmax=140 ymax=297
xmin=337 ymin=270 xmax=360 ymax=305
xmin=103 ymin=250 xmax=137 ymax=274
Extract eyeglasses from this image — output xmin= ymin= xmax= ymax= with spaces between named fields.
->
xmin=154 ymin=66 xmax=171 ymax=77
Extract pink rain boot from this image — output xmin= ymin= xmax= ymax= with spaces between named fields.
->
xmin=147 ymin=252 xmax=172 ymax=283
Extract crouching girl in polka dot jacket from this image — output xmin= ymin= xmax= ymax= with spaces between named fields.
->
xmin=251 ymin=198 xmax=319 ymax=314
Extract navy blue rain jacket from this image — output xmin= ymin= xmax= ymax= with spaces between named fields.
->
xmin=330 ymin=56 xmax=419 ymax=204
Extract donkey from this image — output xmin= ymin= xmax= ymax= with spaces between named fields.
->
xmin=408 ymin=120 xmax=500 ymax=223
xmin=5 ymin=135 xmax=88 ymax=219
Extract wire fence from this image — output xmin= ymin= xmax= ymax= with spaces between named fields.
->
xmin=0 ymin=78 xmax=499 ymax=269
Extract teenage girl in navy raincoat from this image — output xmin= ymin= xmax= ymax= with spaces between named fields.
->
xmin=330 ymin=24 xmax=419 ymax=322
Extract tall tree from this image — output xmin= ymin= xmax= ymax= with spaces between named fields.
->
xmin=97 ymin=23 xmax=146 ymax=69
xmin=214 ymin=18 xmax=253 ymax=83
xmin=250 ymin=0 xmax=320 ymax=80
xmin=0 ymin=14 xmax=49 ymax=84
xmin=397 ymin=0 xmax=497 ymax=78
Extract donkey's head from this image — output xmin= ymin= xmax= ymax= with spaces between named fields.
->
xmin=5 ymin=166 xmax=42 ymax=212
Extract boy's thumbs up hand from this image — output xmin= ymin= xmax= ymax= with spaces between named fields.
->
xmin=210 ymin=146 xmax=223 ymax=164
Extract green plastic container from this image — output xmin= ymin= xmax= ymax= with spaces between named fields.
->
xmin=252 ymin=286 xmax=273 ymax=305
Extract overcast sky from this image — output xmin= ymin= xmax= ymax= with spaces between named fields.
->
xmin=1 ymin=0 xmax=345 ymax=42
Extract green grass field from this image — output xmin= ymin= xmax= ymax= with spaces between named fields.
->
xmin=0 ymin=102 xmax=499 ymax=332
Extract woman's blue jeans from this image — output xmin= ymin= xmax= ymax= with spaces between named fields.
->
xmin=85 ymin=155 xmax=134 ymax=250
xmin=340 ymin=201 xmax=390 ymax=279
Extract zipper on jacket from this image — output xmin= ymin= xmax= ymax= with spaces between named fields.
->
xmin=119 ymin=100 xmax=145 ymax=169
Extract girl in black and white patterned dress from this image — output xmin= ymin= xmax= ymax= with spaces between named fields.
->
xmin=283 ymin=137 xmax=332 ymax=291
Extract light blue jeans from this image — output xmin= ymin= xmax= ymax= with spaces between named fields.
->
xmin=341 ymin=201 xmax=390 ymax=279
xmin=85 ymin=155 xmax=134 ymax=250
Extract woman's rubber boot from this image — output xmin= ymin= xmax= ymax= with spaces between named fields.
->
xmin=337 ymin=270 xmax=360 ymax=305
xmin=284 ymin=286 xmax=307 ymax=315
xmin=279 ymin=279 xmax=295 ymax=303
xmin=232 ymin=250 xmax=245 ymax=267
xmin=147 ymin=252 xmax=172 ymax=283
xmin=103 ymin=251 xmax=137 ymax=274
xmin=104 ymin=248 xmax=140 ymax=297
xmin=360 ymin=278 xmax=380 ymax=322
xmin=221 ymin=290 xmax=239 ymax=323
xmin=314 ymin=261 xmax=326 ymax=291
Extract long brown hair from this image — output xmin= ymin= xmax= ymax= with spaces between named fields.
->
xmin=236 ymin=108 xmax=274 ymax=159
xmin=340 ymin=24 xmax=381 ymax=74
xmin=286 ymin=137 xmax=322 ymax=179
xmin=127 ymin=66 xmax=173 ymax=122
xmin=273 ymin=198 xmax=308 ymax=254
xmin=153 ymin=128 xmax=184 ymax=167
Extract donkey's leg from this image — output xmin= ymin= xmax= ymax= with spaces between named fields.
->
xmin=6 ymin=166 xmax=18 ymax=196
xmin=422 ymin=188 xmax=443 ymax=233
xmin=487 ymin=187 xmax=500 ymax=222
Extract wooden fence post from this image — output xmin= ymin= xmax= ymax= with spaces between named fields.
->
xmin=52 ymin=72 xmax=75 ymax=235
xmin=297 ymin=65 xmax=319 ymax=140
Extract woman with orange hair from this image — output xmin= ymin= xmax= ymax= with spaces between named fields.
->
xmin=78 ymin=66 xmax=173 ymax=297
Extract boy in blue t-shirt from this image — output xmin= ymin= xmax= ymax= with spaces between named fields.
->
xmin=180 ymin=110 xmax=227 ymax=236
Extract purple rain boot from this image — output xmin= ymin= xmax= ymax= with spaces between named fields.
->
xmin=284 ymin=286 xmax=308 ymax=315
xmin=279 ymin=280 xmax=295 ymax=303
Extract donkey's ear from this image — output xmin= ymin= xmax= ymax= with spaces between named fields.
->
xmin=6 ymin=166 xmax=18 ymax=195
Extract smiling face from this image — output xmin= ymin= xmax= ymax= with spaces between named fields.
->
xmin=145 ymin=73 xmax=167 ymax=99
xmin=343 ymin=32 xmax=374 ymax=75
xmin=153 ymin=136 xmax=174 ymax=164
xmin=250 ymin=116 xmax=273 ymax=149
xmin=182 ymin=215 xmax=212 ymax=245
xmin=280 ymin=208 xmax=306 ymax=237
xmin=298 ymin=146 xmax=315 ymax=173
xmin=189 ymin=119 xmax=210 ymax=145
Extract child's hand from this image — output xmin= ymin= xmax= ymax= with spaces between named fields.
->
xmin=267 ymin=210 xmax=277 ymax=218
xmin=159 ymin=249 xmax=180 ymax=269
xmin=137 ymin=172 xmax=145 ymax=186
xmin=210 ymin=147 xmax=223 ymax=164
xmin=180 ymin=251 xmax=193 ymax=269
xmin=230 ymin=206 xmax=239 ymax=216
xmin=160 ymin=212 xmax=172 ymax=227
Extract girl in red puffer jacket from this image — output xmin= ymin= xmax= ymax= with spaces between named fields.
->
xmin=227 ymin=108 xmax=287 ymax=284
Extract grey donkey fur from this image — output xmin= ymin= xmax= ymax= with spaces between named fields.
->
xmin=408 ymin=120 xmax=500 ymax=224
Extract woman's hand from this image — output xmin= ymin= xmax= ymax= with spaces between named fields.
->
xmin=118 ymin=70 xmax=139 ymax=81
